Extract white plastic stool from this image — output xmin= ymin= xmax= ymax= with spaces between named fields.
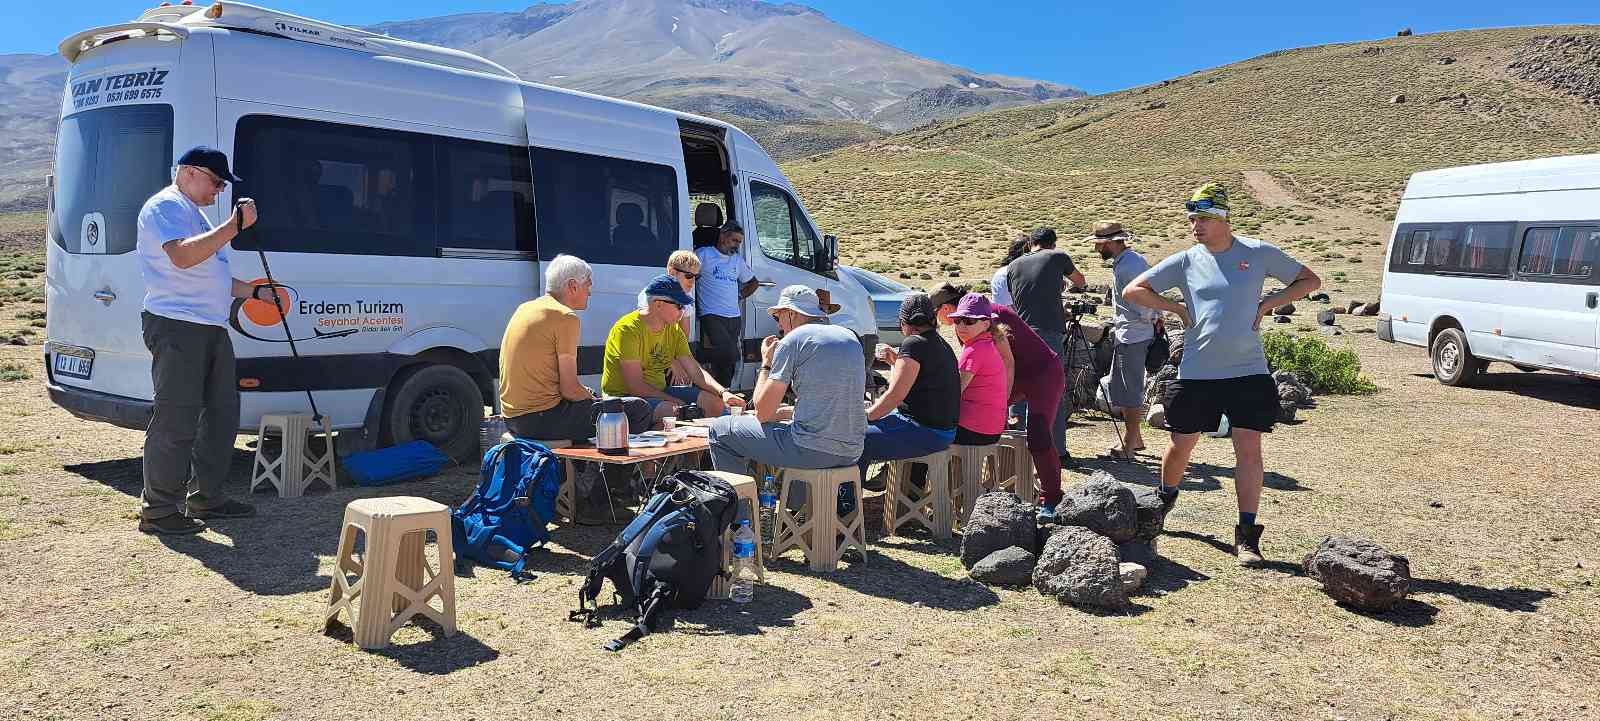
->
xmin=883 ymin=450 xmax=955 ymax=539
xmin=952 ymin=443 xmax=1001 ymax=528
xmin=250 ymin=413 xmax=335 ymax=498
xmin=771 ymin=466 xmax=866 ymax=572
xmin=325 ymin=496 xmax=456 ymax=650
xmin=997 ymin=431 xmax=1036 ymax=504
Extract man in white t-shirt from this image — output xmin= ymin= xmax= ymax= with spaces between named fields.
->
xmin=694 ymin=221 xmax=761 ymax=386
xmin=135 ymin=146 xmax=270 ymax=534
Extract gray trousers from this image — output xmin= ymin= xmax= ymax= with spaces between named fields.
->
xmin=140 ymin=312 xmax=239 ymax=520
xmin=1035 ymin=328 xmax=1068 ymax=457
xmin=708 ymin=415 xmax=858 ymax=474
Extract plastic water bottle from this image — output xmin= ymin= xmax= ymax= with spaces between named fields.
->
xmin=757 ymin=475 xmax=779 ymax=554
xmin=731 ymin=520 xmax=757 ymax=604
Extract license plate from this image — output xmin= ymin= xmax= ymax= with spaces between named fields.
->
xmin=53 ymin=345 xmax=94 ymax=380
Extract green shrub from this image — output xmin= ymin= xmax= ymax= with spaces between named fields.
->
xmin=1262 ymin=330 xmax=1377 ymax=395
xmin=0 ymin=361 xmax=30 ymax=382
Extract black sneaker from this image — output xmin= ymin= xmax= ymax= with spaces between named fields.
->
xmin=1157 ymin=487 xmax=1179 ymax=514
xmin=186 ymin=500 xmax=256 ymax=520
xmin=1233 ymin=524 xmax=1265 ymax=566
xmin=138 ymin=514 xmax=206 ymax=535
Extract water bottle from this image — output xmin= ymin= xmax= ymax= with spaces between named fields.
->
xmin=757 ymin=475 xmax=778 ymax=554
xmin=731 ymin=520 xmax=757 ymax=604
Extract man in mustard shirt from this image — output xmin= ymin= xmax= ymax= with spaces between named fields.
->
xmin=602 ymin=275 xmax=744 ymax=424
xmin=499 ymin=254 xmax=651 ymax=441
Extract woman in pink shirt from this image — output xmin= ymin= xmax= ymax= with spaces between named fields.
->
xmin=949 ymin=293 xmax=1010 ymax=445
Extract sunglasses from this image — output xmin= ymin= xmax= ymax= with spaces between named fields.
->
xmin=188 ymin=166 xmax=227 ymax=190
xmin=953 ymin=317 xmax=987 ymax=326
xmin=671 ymin=268 xmax=700 ymax=280
xmin=1184 ymin=199 xmax=1220 ymax=212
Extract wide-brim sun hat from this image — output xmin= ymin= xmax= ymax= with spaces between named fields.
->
xmin=948 ymin=292 xmax=997 ymax=320
xmin=1085 ymin=220 xmax=1133 ymax=244
xmin=768 ymin=284 xmax=829 ymax=318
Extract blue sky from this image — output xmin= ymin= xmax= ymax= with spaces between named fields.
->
xmin=15 ymin=1 xmax=1600 ymax=93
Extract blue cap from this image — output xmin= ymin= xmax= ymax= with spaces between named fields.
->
xmin=176 ymin=145 xmax=242 ymax=183
xmin=643 ymin=274 xmax=694 ymax=307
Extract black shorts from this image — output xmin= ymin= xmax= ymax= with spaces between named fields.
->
xmin=1164 ymin=374 xmax=1278 ymax=434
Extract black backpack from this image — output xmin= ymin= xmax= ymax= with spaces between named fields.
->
xmin=570 ymin=470 xmax=738 ymax=651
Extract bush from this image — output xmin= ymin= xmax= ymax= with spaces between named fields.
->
xmin=0 ymin=361 xmax=30 ymax=382
xmin=1262 ymin=330 xmax=1377 ymax=395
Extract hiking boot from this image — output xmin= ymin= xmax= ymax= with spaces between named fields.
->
xmin=1233 ymin=524 xmax=1265 ymax=566
xmin=1157 ymin=487 xmax=1180 ymax=514
xmin=185 ymin=500 xmax=256 ymax=520
xmin=139 ymin=514 xmax=206 ymax=535
xmin=1037 ymin=503 xmax=1058 ymax=524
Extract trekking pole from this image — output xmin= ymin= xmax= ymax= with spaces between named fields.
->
xmin=238 ymin=199 xmax=323 ymax=426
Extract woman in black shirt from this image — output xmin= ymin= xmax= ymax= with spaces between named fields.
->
xmin=857 ymin=293 xmax=961 ymax=484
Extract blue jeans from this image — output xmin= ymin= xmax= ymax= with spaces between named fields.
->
xmin=708 ymin=415 xmax=859 ymax=473
xmin=645 ymin=384 xmax=704 ymax=410
xmin=857 ymin=412 xmax=956 ymax=481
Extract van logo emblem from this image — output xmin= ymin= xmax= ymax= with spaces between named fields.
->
xmin=85 ymin=221 xmax=99 ymax=247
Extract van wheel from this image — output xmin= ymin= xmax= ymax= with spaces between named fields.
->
xmin=381 ymin=364 xmax=483 ymax=463
xmin=1430 ymin=328 xmax=1483 ymax=387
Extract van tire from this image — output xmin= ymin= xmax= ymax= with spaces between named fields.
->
xmin=381 ymin=363 xmax=483 ymax=463
xmin=1430 ymin=328 xmax=1483 ymax=387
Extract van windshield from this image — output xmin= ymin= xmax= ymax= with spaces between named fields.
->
xmin=50 ymin=105 xmax=173 ymax=254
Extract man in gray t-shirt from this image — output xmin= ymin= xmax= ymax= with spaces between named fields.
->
xmin=1124 ymin=183 xmax=1320 ymax=567
xmin=1087 ymin=221 xmax=1159 ymax=460
xmin=709 ymin=285 xmax=866 ymax=479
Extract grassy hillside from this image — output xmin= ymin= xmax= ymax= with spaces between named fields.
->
xmin=787 ymin=26 xmax=1600 ymax=295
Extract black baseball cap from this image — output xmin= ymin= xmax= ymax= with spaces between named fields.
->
xmin=177 ymin=146 xmax=242 ymax=183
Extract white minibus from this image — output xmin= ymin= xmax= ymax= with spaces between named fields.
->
xmin=43 ymin=2 xmax=877 ymax=461
xmin=1379 ymin=154 xmax=1600 ymax=385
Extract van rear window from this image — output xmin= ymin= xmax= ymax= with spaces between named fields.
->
xmin=50 ymin=105 xmax=173 ymax=254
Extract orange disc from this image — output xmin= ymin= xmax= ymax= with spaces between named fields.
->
xmin=242 ymin=278 xmax=290 ymax=326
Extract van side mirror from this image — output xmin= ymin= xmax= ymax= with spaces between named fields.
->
xmin=822 ymin=234 xmax=838 ymax=272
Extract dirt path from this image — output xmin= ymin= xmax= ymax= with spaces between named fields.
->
xmin=1243 ymin=169 xmax=1301 ymax=207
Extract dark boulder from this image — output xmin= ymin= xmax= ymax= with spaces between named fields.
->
xmin=1053 ymin=472 xmax=1138 ymax=543
xmin=970 ymin=546 xmax=1037 ymax=587
xmin=1303 ymin=536 xmax=1412 ymax=611
xmin=959 ymin=492 xmax=1038 ymax=569
xmin=1033 ymin=526 xmax=1127 ymax=609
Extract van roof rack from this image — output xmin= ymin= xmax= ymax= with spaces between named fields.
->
xmin=64 ymin=2 xmax=518 ymax=80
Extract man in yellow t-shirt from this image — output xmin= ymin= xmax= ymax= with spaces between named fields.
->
xmin=500 ymin=255 xmax=650 ymax=441
xmin=602 ymin=275 xmax=745 ymax=424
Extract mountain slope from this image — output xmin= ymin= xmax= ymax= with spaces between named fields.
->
xmin=787 ymin=26 xmax=1600 ymax=293
xmin=368 ymin=0 xmax=1081 ymax=127
xmin=0 ymin=54 xmax=67 ymax=212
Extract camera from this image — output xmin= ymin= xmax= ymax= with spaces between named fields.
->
xmin=1064 ymin=299 xmax=1099 ymax=317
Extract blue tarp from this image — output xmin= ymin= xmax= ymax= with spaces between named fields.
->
xmin=342 ymin=440 xmax=450 ymax=487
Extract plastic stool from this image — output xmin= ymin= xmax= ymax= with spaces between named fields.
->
xmin=997 ymin=431 xmax=1036 ymax=504
xmin=952 ymin=443 xmax=1001 ymax=528
xmin=325 ymin=496 xmax=456 ymax=650
xmin=701 ymin=471 xmax=766 ymax=599
xmin=771 ymin=466 xmax=866 ymax=572
xmin=250 ymin=413 xmax=335 ymax=498
xmin=882 ymin=450 xmax=955 ymax=539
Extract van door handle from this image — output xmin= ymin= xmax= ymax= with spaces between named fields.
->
xmin=93 ymin=289 xmax=116 ymax=305
xmin=756 ymin=281 xmax=777 ymax=288
xmin=1587 ymin=292 xmax=1598 ymax=309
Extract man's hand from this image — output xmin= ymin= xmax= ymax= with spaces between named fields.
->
xmin=875 ymin=343 xmax=898 ymax=365
xmin=721 ymin=390 xmax=746 ymax=408
xmin=1253 ymin=302 xmax=1270 ymax=331
xmin=233 ymin=198 xmax=257 ymax=230
xmin=775 ymin=405 xmax=795 ymax=422
xmin=761 ymin=335 xmax=779 ymax=367
xmin=584 ymin=385 xmax=599 ymax=400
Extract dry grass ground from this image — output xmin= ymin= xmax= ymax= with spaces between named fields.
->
xmin=2 ymin=206 xmax=1597 ymax=720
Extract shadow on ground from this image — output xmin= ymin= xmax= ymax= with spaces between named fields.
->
xmin=1073 ymin=457 xmax=1308 ymax=493
xmin=771 ymin=551 xmax=1001 ymax=611
xmin=322 ymin=617 xmax=500 ymax=674
xmin=1410 ymin=370 xmax=1600 ymax=410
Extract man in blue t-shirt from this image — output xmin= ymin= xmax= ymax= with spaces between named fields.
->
xmin=1123 ymin=182 xmax=1320 ymax=566
xmin=694 ymin=221 xmax=761 ymax=386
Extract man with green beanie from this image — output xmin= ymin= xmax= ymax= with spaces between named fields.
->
xmin=1122 ymin=182 xmax=1321 ymax=566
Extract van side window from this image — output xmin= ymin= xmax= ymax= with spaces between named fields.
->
xmin=438 ymin=139 xmax=534 ymax=255
xmin=234 ymin=115 xmax=436 ymax=257
xmin=1457 ymin=223 xmax=1511 ymax=274
xmin=751 ymin=181 xmax=820 ymax=273
xmin=529 ymin=147 xmax=678 ymax=266
xmin=1405 ymin=230 xmax=1430 ymax=265
xmin=1523 ymin=226 xmax=1598 ymax=279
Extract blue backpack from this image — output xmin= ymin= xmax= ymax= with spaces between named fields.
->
xmin=451 ymin=439 xmax=561 ymax=580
